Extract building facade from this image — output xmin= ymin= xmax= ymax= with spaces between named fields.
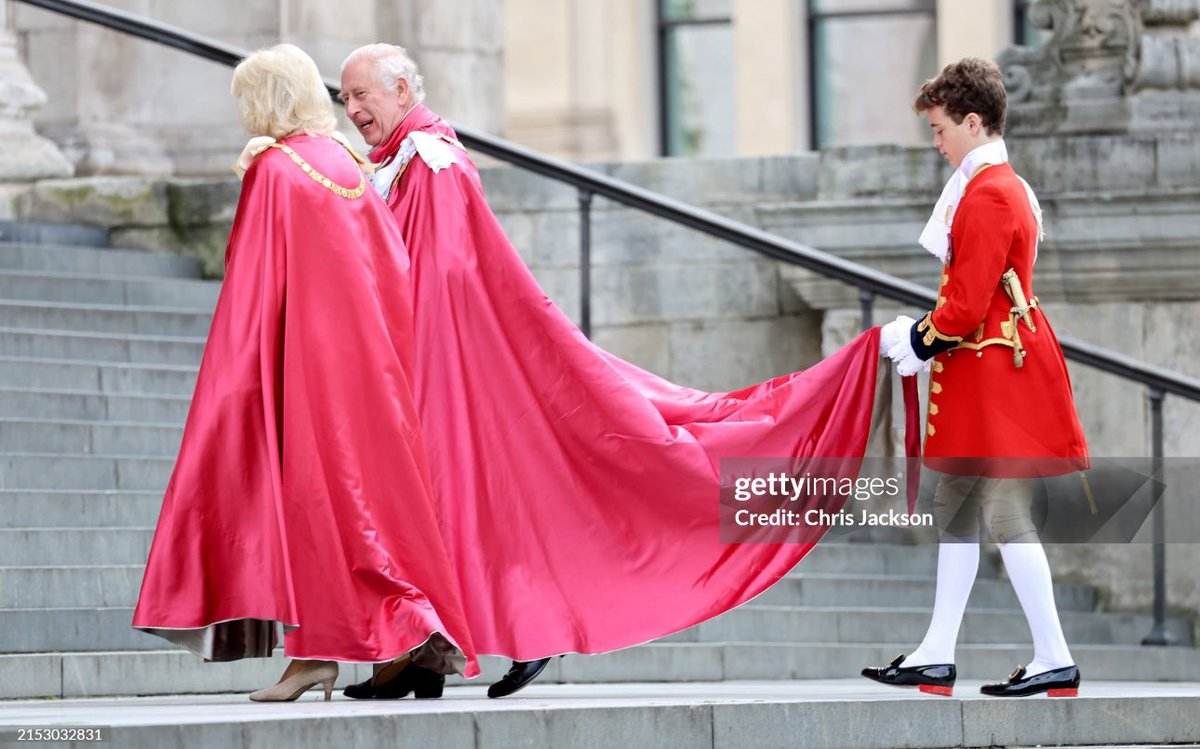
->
xmin=6 ymin=0 xmax=1041 ymax=175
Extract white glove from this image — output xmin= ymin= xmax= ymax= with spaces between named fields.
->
xmin=887 ymin=338 xmax=932 ymax=378
xmin=879 ymin=315 xmax=916 ymax=356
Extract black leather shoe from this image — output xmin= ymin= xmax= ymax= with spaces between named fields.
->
xmin=343 ymin=662 xmax=444 ymax=700
xmin=487 ymin=658 xmax=553 ymax=699
xmin=861 ymin=653 xmax=956 ymax=696
xmin=980 ymin=664 xmax=1080 ymax=697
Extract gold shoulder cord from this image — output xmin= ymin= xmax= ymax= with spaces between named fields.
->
xmin=435 ymin=133 xmax=467 ymax=151
xmin=269 ymin=143 xmax=366 ymax=200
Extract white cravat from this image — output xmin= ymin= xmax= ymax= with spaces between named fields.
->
xmin=918 ymin=140 xmax=1044 ymax=264
xmin=369 ymin=132 xmax=458 ymax=201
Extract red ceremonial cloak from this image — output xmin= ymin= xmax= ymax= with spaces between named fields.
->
xmin=370 ymin=106 xmax=902 ymax=661
xmin=132 ymin=134 xmax=478 ymax=675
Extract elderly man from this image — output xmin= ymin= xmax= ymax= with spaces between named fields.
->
xmin=338 ymin=44 xmax=552 ymax=700
xmin=337 ymin=43 xmax=891 ymax=703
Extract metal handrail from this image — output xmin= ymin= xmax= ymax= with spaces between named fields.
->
xmin=12 ymin=0 xmax=1200 ymax=645
xmin=13 ymin=0 xmax=1199 ymax=404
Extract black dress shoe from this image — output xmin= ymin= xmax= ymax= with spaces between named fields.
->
xmin=487 ymin=658 xmax=553 ymax=699
xmin=861 ymin=653 xmax=956 ymax=696
xmin=342 ymin=662 xmax=444 ymax=700
xmin=980 ymin=664 xmax=1080 ymax=698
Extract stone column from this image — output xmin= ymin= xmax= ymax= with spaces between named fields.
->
xmin=935 ymin=0 xmax=1012 ymax=66
xmin=377 ymin=0 xmax=506 ymax=134
xmin=503 ymin=0 xmax=650 ymax=160
xmin=0 ymin=0 xmax=72 ymax=181
xmin=733 ymin=0 xmax=804 ymax=155
xmin=13 ymin=0 xmax=173 ymax=176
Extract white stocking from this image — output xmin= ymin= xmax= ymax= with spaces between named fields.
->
xmin=901 ymin=539 xmax=979 ymax=667
xmin=999 ymin=541 xmax=1074 ymax=676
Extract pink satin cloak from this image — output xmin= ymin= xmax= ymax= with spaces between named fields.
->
xmin=132 ymin=135 xmax=479 ymax=675
xmin=377 ymin=106 xmax=896 ymax=660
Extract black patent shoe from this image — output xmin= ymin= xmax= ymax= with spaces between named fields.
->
xmin=861 ymin=653 xmax=956 ymax=696
xmin=980 ymin=664 xmax=1080 ymax=698
xmin=343 ymin=661 xmax=444 ymax=700
xmin=487 ymin=657 xmax=553 ymax=699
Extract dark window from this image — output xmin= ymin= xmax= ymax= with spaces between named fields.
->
xmin=806 ymin=0 xmax=938 ymax=149
xmin=1013 ymin=0 xmax=1051 ymax=47
xmin=657 ymin=0 xmax=735 ymax=156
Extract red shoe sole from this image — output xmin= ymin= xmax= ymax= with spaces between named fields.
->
xmin=1047 ymin=688 xmax=1078 ymax=698
xmin=918 ymin=684 xmax=954 ymax=697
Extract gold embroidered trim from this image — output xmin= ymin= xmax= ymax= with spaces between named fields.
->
xmin=928 ymin=403 xmax=939 ymax=416
xmin=927 ymin=424 xmax=936 ymax=437
xmin=918 ymin=313 xmax=963 ymax=347
xmin=390 ymin=159 xmax=414 ymax=195
xmin=270 ymin=143 xmax=366 ymax=199
xmin=932 ymin=361 xmax=944 ymax=373
xmin=957 ymin=338 xmax=1018 ymax=351
xmin=969 ymin=163 xmax=994 ymax=181
xmin=930 ymin=381 xmax=943 ymax=394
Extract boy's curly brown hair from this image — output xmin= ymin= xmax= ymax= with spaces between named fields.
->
xmin=913 ymin=58 xmax=1007 ymax=136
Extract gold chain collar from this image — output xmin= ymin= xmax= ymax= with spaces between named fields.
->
xmin=269 ymin=143 xmax=366 ymax=200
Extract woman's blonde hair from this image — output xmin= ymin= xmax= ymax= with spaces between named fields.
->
xmin=231 ymin=44 xmax=337 ymax=139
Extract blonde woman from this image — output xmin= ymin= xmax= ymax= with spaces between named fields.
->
xmin=132 ymin=44 xmax=478 ymax=701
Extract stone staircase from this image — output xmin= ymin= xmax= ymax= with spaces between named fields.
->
xmin=2 ymin=231 xmax=1200 ymax=746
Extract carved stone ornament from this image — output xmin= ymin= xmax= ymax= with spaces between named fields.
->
xmin=997 ymin=0 xmax=1200 ymax=134
xmin=0 ymin=0 xmax=73 ymax=181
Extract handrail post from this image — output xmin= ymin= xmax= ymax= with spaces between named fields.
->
xmin=1142 ymin=386 xmax=1175 ymax=645
xmin=859 ymin=288 xmax=875 ymax=330
xmin=578 ymin=189 xmax=594 ymax=339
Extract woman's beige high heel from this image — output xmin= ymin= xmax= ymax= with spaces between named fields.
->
xmin=249 ymin=659 xmax=338 ymax=702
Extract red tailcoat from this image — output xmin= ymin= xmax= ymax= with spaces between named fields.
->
xmin=133 ymin=135 xmax=478 ymax=674
xmin=920 ymin=164 xmax=1088 ymax=476
xmin=369 ymin=106 xmax=896 ymax=660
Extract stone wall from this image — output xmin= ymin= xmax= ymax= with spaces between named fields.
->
xmin=9 ymin=0 xmax=505 ymax=177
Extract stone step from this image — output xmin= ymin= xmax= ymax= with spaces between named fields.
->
xmin=3 ymin=645 xmax=1199 ymax=700
xmin=0 ymin=241 xmax=200 ymax=278
xmin=0 ymin=328 xmax=204 ymax=365
xmin=3 ymin=644 xmax=1200 ymax=709
xmin=0 ymin=270 xmax=219 ymax=308
xmin=0 ymin=221 xmax=108 ymax=249
xmin=0 ymin=389 xmax=189 ymax=423
xmin=0 ymin=491 xmax=162 ymax=528
xmin=0 ymin=300 xmax=212 ymax=337
xmin=0 ymin=357 xmax=197 ymax=395
xmin=0 ymin=565 xmax=1095 ymax=612
xmin=0 ymin=528 xmax=153 ymax=566
xmin=0 ymin=566 xmax=144 ymax=608
xmin=669 ymin=606 xmax=1194 ymax=647
xmin=0 ymin=418 xmax=183 ymax=456
xmin=779 ymin=541 xmax=1002 ymax=578
xmin=764 ymin=572 xmax=1097 ymax=612
xmin=0 ymin=605 xmax=1188 ymax=654
xmin=0 ymin=453 xmax=172 ymax=491
xmin=1 ymin=680 xmax=1197 ymax=749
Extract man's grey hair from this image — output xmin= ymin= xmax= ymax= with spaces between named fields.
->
xmin=342 ymin=43 xmax=426 ymax=103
